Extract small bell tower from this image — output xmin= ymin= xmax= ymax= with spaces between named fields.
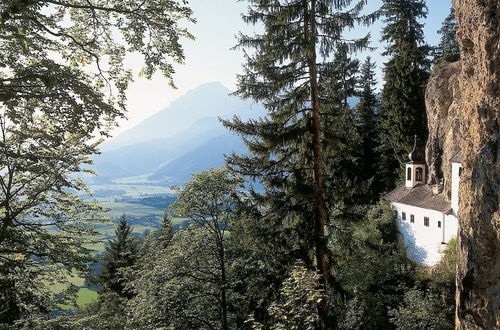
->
xmin=405 ymin=136 xmax=426 ymax=188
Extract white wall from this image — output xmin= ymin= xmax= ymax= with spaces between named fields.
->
xmin=451 ymin=162 xmax=461 ymax=213
xmin=444 ymin=213 xmax=458 ymax=243
xmin=392 ymin=202 xmax=455 ymax=266
xmin=405 ymin=163 xmax=426 ymax=188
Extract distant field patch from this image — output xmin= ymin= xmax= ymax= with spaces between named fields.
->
xmin=51 ymin=197 xmax=187 ymax=310
xmin=88 ymin=184 xmax=174 ymax=199
xmin=76 ymin=288 xmax=99 ymax=306
xmin=100 ymin=201 xmax=165 ymax=218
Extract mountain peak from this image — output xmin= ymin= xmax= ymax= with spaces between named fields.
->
xmin=101 ymin=82 xmax=250 ymax=151
xmin=190 ymin=81 xmax=231 ymax=93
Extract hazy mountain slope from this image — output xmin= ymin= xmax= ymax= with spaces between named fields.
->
xmin=148 ymin=133 xmax=246 ymax=185
xmin=90 ymin=90 xmax=360 ymax=185
xmin=92 ymin=117 xmax=223 ymax=179
xmin=89 ymin=82 xmax=265 ymax=185
xmin=101 ymin=82 xmax=260 ymax=151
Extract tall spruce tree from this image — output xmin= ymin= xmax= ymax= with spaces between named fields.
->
xmin=354 ymin=57 xmax=381 ymax=201
xmin=434 ymin=8 xmax=460 ymax=64
xmin=378 ymin=0 xmax=430 ymax=188
xmin=223 ymin=0 xmax=378 ymax=325
xmin=321 ymin=47 xmax=367 ymax=216
xmin=99 ymin=215 xmax=139 ymax=299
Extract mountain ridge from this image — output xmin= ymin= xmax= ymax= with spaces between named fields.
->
xmin=90 ymin=82 xmax=264 ymax=185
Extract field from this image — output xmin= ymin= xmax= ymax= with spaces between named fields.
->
xmin=53 ymin=194 xmax=188 ymax=310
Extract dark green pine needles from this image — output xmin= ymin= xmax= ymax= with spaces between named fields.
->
xmin=99 ymin=215 xmax=139 ymax=299
xmin=222 ymin=0 xmax=379 ymax=326
xmin=378 ymin=0 xmax=431 ymax=188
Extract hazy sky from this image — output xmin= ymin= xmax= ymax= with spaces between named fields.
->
xmin=115 ymin=0 xmax=453 ymax=136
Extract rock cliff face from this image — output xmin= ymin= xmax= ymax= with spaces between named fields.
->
xmin=425 ymin=61 xmax=462 ymax=197
xmin=426 ymin=1 xmax=499 ymax=329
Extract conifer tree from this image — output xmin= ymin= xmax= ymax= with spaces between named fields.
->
xmin=354 ymin=57 xmax=381 ymax=201
xmin=99 ymin=215 xmax=139 ymax=299
xmin=224 ymin=0 xmax=378 ymax=324
xmin=434 ymin=8 xmax=460 ymax=64
xmin=378 ymin=0 xmax=430 ymax=188
xmin=321 ymin=47 xmax=367 ymax=214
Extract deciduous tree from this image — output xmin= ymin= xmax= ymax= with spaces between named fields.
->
xmin=0 ymin=0 xmax=192 ymax=322
xmin=127 ymin=168 xmax=244 ymax=329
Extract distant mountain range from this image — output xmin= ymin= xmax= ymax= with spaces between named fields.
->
xmin=89 ymin=82 xmax=360 ymax=188
xmin=89 ymin=82 xmax=264 ymax=186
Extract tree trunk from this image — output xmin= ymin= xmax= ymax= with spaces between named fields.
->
xmin=451 ymin=0 xmax=500 ymax=329
xmin=217 ymin=230 xmax=229 ymax=330
xmin=304 ymin=0 xmax=329 ymax=325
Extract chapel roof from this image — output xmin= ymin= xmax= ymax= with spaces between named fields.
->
xmin=450 ymin=149 xmax=462 ymax=163
xmin=385 ymin=184 xmax=451 ymax=213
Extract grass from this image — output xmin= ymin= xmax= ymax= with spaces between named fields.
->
xmin=76 ymin=288 xmax=99 ymax=306
xmin=49 ymin=199 xmax=189 ymax=310
xmin=100 ymin=201 xmax=165 ymax=218
xmin=88 ymin=184 xmax=174 ymax=199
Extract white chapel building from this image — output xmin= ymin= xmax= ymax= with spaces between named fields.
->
xmin=386 ymin=141 xmax=462 ymax=266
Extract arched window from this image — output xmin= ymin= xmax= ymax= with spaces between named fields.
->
xmin=416 ymin=167 xmax=423 ymax=181
xmin=407 ymin=167 xmax=412 ymax=180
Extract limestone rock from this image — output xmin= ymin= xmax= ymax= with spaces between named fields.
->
xmin=448 ymin=1 xmax=499 ymax=329
xmin=425 ymin=61 xmax=462 ymax=198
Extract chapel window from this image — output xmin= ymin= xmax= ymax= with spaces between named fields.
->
xmin=416 ymin=167 xmax=423 ymax=181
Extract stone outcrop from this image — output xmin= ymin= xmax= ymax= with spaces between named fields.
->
xmin=425 ymin=1 xmax=500 ymax=329
xmin=425 ymin=61 xmax=462 ymax=198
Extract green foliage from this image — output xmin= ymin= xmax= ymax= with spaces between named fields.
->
xmin=229 ymin=202 xmax=296 ymax=326
xmin=121 ymin=217 xmax=176 ymax=328
xmin=98 ymin=215 xmax=139 ymax=298
xmin=127 ymin=169 xmax=244 ymax=329
xmin=354 ymin=57 xmax=382 ymax=201
xmin=322 ymin=46 xmax=368 ymax=209
xmin=388 ymin=288 xmax=453 ymax=330
xmin=249 ymin=262 xmax=322 ymax=330
xmin=378 ymin=0 xmax=430 ymax=189
xmin=431 ymin=238 xmax=457 ymax=285
xmin=0 ymin=0 xmax=192 ymax=323
xmin=224 ymin=5 xmax=379 ymax=318
xmin=72 ymin=291 xmax=127 ymax=329
xmin=328 ymin=201 xmax=455 ymax=329
xmin=331 ymin=201 xmax=417 ymax=329
xmin=434 ymin=8 xmax=460 ymax=64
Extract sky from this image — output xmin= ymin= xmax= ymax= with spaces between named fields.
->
xmin=114 ymin=0 xmax=453 ymax=137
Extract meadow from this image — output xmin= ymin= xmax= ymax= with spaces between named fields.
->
xmin=54 ymin=194 xmax=188 ymax=310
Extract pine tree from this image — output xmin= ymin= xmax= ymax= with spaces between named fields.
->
xmin=223 ymin=1 xmax=378 ymax=325
xmin=99 ymin=215 xmax=139 ymax=299
xmin=354 ymin=57 xmax=381 ymax=201
xmin=378 ymin=0 xmax=430 ymax=189
xmin=434 ymin=8 xmax=460 ymax=64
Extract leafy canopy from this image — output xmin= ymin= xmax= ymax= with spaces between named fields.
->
xmin=0 ymin=0 xmax=193 ymax=322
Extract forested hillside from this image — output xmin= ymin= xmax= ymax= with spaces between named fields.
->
xmin=1 ymin=0 xmax=498 ymax=329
